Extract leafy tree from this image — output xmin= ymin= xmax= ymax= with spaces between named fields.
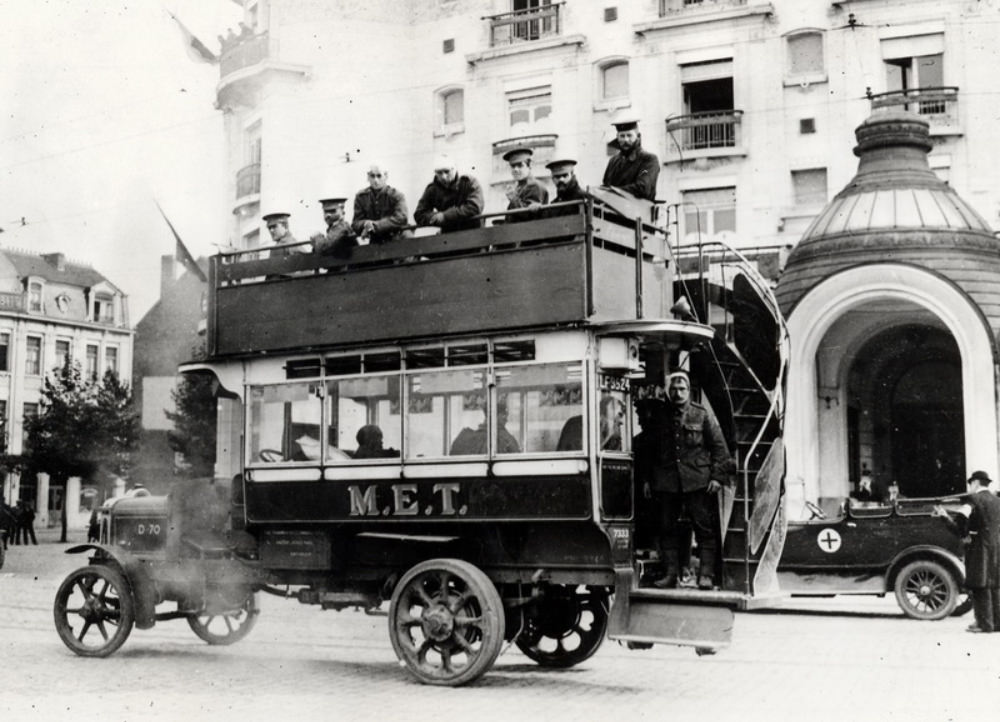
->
xmin=24 ymin=360 xmax=139 ymax=542
xmin=166 ymin=344 xmax=217 ymax=478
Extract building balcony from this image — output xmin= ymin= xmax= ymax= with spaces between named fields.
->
xmin=869 ymin=87 xmax=961 ymax=135
xmin=664 ymin=110 xmax=746 ymax=164
xmin=487 ymin=4 xmax=563 ymax=47
xmin=637 ymin=0 xmax=772 ymax=33
xmin=236 ymin=163 xmax=261 ymax=200
xmin=216 ymin=32 xmax=309 ymax=109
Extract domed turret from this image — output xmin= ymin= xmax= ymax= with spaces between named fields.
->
xmin=776 ymin=111 xmax=996 ymax=315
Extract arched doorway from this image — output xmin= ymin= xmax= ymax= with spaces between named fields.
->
xmin=847 ymin=326 xmax=965 ymax=499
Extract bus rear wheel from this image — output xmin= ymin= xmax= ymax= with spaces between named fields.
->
xmin=187 ymin=592 xmax=259 ymax=645
xmin=389 ymin=558 xmax=505 ymax=686
xmin=515 ymin=585 xmax=608 ymax=667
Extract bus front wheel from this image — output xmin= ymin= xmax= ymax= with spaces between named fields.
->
xmin=388 ymin=558 xmax=505 ymax=686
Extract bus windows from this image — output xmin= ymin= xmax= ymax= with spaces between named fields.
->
xmin=495 ymin=362 xmax=583 ymax=454
xmin=249 ymin=383 xmax=323 ymax=463
xmin=405 ymin=368 xmax=487 ymax=459
xmin=327 ymin=375 xmax=401 ymax=461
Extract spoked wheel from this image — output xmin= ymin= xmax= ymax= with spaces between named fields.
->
xmin=894 ymin=560 xmax=958 ymax=620
xmin=388 ymin=559 xmax=505 ymax=686
xmin=515 ymin=586 xmax=608 ymax=668
xmin=53 ymin=565 xmax=135 ymax=657
xmin=187 ymin=592 xmax=259 ymax=645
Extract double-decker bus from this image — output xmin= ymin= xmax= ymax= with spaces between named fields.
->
xmin=54 ymin=189 xmax=787 ymax=686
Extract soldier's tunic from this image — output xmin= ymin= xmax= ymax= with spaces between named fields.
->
xmin=505 ymin=177 xmax=549 ymax=223
xmin=602 ymin=144 xmax=660 ymax=201
xmin=351 ymin=185 xmax=409 ymax=244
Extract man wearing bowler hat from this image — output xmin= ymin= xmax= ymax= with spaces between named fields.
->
xmin=263 ymin=212 xmax=309 ymax=258
xmin=545 ymin=158 xmax=587 ymax=217
xmin=311 ymin=198 xmax=358 ymax=258
xmin=602 ymin=116 xmax=660 ymax=201
xmin=934 ymin=470 xmax=1000 ymax=632
xmin=502 ymin=147 xmax=548 ymax=223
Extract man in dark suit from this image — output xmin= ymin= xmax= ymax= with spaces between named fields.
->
xmin=934 ymin=470 xmax=1000 ymax=632
xmin=602 ymin=117 xmax=660 ymax=201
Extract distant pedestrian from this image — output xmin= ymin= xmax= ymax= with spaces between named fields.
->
xmin=0 ymin=501 xmax=17 ymax=549
xmin=934 ymin=470 xmax=1000 ymax=633
xmin=17 ymin=501 xmax=38 ymax=545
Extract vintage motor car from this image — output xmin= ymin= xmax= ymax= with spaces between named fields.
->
xmin=778 ymin=496 xmax=968 ymax=619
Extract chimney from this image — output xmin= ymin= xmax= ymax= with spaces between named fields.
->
xmin=42 ymin=252 xmax=66 ymax=271
xmin=161 ymin=254 xmax=176 ymax=299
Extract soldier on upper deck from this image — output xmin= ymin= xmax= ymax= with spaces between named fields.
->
xmin=602 ymin=116 xmax=660 ymax=202
xmin=263 ymin=212 xmax=310 ymax=258
xmin=502 ymin=147 xmax=548 ymax=223
xmin=311 ymin=198 xmax=359 ymax=258
xmin=545 ymin=158 xmax=587 ymax=217
xmin=414 ymin=155 xmax=484 ymax=233
xmin=352 ymin=164 xmax=410 ymax=245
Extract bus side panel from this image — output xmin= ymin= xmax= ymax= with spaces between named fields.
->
xmin=215 ymin=244 xmax=587 ymax=355
xmin=243 ymin=474 xmax=592 ymax=523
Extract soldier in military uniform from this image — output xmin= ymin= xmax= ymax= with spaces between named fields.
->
xmin=502 ymin=147 xmax=548 ymax=223
xmin=263 ymin=212 xmax=309 ymax=258
xmin=311 ymin=198 xmax=358 ymax=258
xmin=545 ymin=158 xmax=587 ymax=217
xmin=601 ymin=116 xmax=660 ymax=202
xmin=641 ymin=370 xmax=731 ymax=589
xmin=351 ymin=164 xmax=411 ymax=245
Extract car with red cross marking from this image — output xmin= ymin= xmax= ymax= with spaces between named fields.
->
xmin=777 ymin=496 xmax=968 ymax=620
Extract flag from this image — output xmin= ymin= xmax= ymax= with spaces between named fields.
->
xmin=155 ymin=202 xmax=208 ymax=283
xmin=167 ymin=11 xmax=218 ymax=65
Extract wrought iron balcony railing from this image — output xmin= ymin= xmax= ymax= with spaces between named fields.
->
xmin=236 ymin=163 xmax=261 ymax=200
xmin=220 ymin=33 xmax=269 ymax=77
xmin=665 ymin=110 xmax=743 ymax=152
xmin=869 ymin=87 xmax=959 ymax=122
xmin=485 ymin=3 xmax=563 ymax=47
xmin=659 ymin=0 xmax=747 ymax=15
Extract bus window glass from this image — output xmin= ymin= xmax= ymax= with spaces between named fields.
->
xmin=406 ymin=368 xmax=487 ymax=459
xmin=327 ymin=375 xmax=401 ymax=461
xmin=598 ymin=389 xmax=629 ymax=453
xmin=249 ymin=383 xmax=323 ymax=463
xmin=495 ymin=363 xmax=583 ymax=454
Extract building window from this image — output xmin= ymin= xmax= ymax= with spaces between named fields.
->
xmin=86 ymin=344 xmax=99 ymax=380
xmin=28 ymin=281 xmax=43 ymax=312
xmin=601 ymin=61 xmax=629 ymax=102
xmin=93 ymin=294 xmax=115 ymax=324
xmin=507 ymin=86 xmax=552 ymax=133
xmin=442 ymin=38 xmax=455 ymax=54
xmin=22 ymin=401 xmax=38 ymax=449
xmin=55 ymin=339 xmax=71 ymax=369
xmin=682 ymin=187 xmax=736 ymax=241
xmin=437 ymin=88 xmax=464 ymax=130
xmin=786 ymin=31 xmax=824 ymax=77
xmin=25 ymin=336 xmax=42 ymax=376
xmin=0 ymin=332 xmax=9 ymax=372
xmin=105 ymin=346 xmax=119 ymax=376
xmin=792 ymin=168 xmax=828 ymax=206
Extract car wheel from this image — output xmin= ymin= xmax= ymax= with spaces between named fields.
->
xmin=894 ymin=560 xmax=958 ymax=621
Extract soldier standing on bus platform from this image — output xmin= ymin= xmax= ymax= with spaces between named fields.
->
xmin=502 ymin=147 xmax=548 ymax=223
xmin=263 ymin=212 xmax=309 ymax=258
xmin=545 ymin=158 xmax=587 ymax=217
xmin=414 ymin=155 xmax=484 ymax=233
xmin=643 ymin=370 xmax=731 ymax=590
xmin=351 ymin=164 xmax=411 ymax=245
xmin=311 ymin=198 xmax=358 ymax=258
xmin=602 ymin=116 xmax=660 ymax=202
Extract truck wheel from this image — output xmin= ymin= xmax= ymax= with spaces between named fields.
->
xmin=54 ymin=565 xmax=135 ymax=657
xmin=188 ymin=592 xmax=259 ymax=645
xmin=516 ymin=586 xmax=608 ymax=668
xmin=388 ymin=559 xmax=504 ymax=686
xmin=894 ymin=560 xmax=958 ymax=620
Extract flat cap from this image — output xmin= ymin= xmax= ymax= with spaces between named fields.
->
xmin=502 ymin=147 xmax=533 ymax=163
xmin=262 ymin=212 xmax=290 ymax=223
xmin=545 ymin=158 xmax=577 ymax=172
xmin=319 ymin=198 xmax=347 ymax=208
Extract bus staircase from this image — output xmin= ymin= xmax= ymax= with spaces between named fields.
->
xmin=677 ymin=245 xmax=788 ymax=601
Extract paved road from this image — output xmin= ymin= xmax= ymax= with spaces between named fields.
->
xmin=2 ymin=532 xmax=998 ymax=722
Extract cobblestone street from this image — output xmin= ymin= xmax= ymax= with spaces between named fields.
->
xmin=2 ymin=531 xmax=998 ymax=722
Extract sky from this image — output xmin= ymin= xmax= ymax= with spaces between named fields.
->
xmin=0 ymin=0 xmax=243 ymax=320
